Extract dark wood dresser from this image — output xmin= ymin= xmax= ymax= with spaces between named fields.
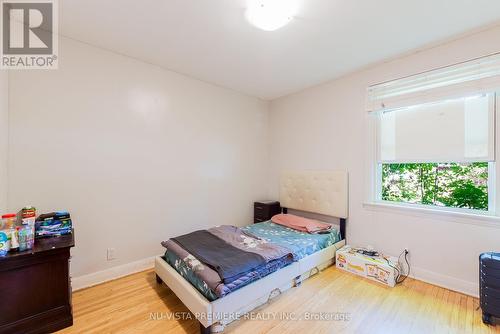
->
xmin=254 ymin=201 xmax=281 ymax=223
xmin=0 ymin=232 xmax=74 ymax=334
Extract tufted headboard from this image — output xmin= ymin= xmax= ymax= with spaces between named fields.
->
xmin=279 ymin=170 xmax=349 ymax=238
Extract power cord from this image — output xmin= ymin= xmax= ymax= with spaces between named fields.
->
xmin=396 ymin=249 xmax=410 ymax=284
xmin=351 ymin=247 xmax=411 ymax=285
xmin=385 ymin=257 xmax=400 ymax=281
xmin=384 ymin=249 xmax=410 ymax=285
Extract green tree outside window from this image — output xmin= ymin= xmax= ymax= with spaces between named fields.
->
xmin=382 ymin=162 xmax=488 ymax=210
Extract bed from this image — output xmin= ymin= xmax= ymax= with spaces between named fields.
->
xmin=155 ymin=170 xmax=349 ymax=333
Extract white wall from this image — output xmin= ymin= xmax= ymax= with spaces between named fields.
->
xmin=0 ymin=70 xmax=7 ymax=212
xmin=8 ymin=37 xmax=269 ymax=279
xmin=269 ymin=26 xmax=500 ymax=296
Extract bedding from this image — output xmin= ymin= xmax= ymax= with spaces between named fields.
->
xmin=208 ymin=225 xmax=291 ymax=262
xmin=168 ymin=225 xmax=292 ymax=284
xmin=164 ymin=247 xmax=293 ymax=301
xmin=161 ymin=221 xmax=340 ymax=300
xmin=270 ymin=213 xmax=333 ymax=234
xmin=163 ymin=224 xmax=293 ymax=298
xmin=171 ymin=230 xmax=266 ymax=282
xmin=243 ymin=221 xmax=340 ymax=260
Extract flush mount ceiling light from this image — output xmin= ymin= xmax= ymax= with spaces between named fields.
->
xmin=245 ymin=0 xmax=299 ymax=31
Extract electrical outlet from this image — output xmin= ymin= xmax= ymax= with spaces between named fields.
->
xmin=107 ymin=248 xmax=116 ymax=261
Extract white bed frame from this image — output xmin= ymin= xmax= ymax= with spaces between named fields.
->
xmin=155 ymin=170 xmax=349 ymax=333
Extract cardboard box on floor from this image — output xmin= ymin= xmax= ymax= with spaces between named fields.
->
xmin=336 ymin=245 xmax=399 ymax=287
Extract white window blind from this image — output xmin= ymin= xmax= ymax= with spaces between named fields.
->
xmin=378 ymin=94 xmax=495 ymax=163
xmin=367 ymin=53 xmax=500 ymax=112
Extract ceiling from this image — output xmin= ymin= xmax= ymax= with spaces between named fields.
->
xmin=60 ymin=0 xmax=500 ymax=100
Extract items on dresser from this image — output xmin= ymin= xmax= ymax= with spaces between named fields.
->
xmin=0 ymin=207 xmax=37 ymax=256
xmin=35 ymin=211 xmax=73 ymax=238
xmin=19 ymin=207 xmax=36 ymax=251
xmin=18 ymin=225 xmax=34 ymax=251
xmin=1 ymin=213 xmax=16 ymax=229
xmin=254 ymin=200 xmax=281 ymax=223
xmin=0 ymin=207 xmax=72 ymax=257
xmin=0 ymin=231 xmax=8 ymax=256
xmin=9 ymin=229 xmax=19 ymax=252
xmin=336 ymin=245 xmax=399 ymax=287
xmin=0 ymin=214 xmax=19 ymax=256
xmin=21 ymin=206 xmax=36 ymax=226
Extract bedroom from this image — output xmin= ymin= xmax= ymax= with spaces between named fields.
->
xmin=1 ymin=0 xmax=500 ymax=333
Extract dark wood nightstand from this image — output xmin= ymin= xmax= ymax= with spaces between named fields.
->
xmin=0 ymin=232 xmax=74 ymax=334
xmin=254 ymin=201 xmax=281 ymax=223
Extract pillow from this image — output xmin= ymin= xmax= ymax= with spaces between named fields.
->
xmin=271 ymin=214 xmax=332 ymax=234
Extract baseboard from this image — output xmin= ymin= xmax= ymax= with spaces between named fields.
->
xmin=410 ymin=266 xmax=479 ymax=298
xmin=72 ymin=256 xmax=156 ymax=291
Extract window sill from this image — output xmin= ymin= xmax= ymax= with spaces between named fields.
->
xmin=363 ymin=201 xmax=500 ymax=228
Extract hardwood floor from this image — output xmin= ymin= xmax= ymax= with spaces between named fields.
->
xmin=57 ymin=267 xmax=499 ymax=334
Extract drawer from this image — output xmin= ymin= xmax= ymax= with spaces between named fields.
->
xmin=254 ymin=208 xmax=271 ymax=218
xmin=254 ymin=204 xmax=270 ymax=214
xmin=254 ymin=210 xmax=280 ymax=220
xmin=254 ymin=202 xmax=280 ymax=212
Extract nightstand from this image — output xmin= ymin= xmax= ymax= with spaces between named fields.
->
xmin=254 ymin=201 xmax=281 ymax=223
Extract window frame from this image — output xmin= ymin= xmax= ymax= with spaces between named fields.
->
xmin=370 ymin=91 xmax=499 ymax=217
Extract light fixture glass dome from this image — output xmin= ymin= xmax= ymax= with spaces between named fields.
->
xmin=245 ymin=0 xmax=299 ymax=31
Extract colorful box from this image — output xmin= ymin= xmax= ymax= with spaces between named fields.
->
xmin=336 ymin=245 xmax=399 ymax=287
xmin=35 ymin=211 xmax=72 ymax=238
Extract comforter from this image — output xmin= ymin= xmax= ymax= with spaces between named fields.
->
xmin=162 ymin=225 xmax=293 ymax=299
xmin=162 ymin=222 xmax=341 ymax=300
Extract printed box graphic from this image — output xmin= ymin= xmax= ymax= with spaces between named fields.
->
xmin=336 ymin=245 xmax=399 ymax=287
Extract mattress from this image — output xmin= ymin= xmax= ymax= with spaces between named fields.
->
xmin=163 ymin=221 xmax=341 ymax=301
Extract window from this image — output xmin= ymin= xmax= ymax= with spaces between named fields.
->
xmin=373 ymin=93 xmax=496 ymax=213
xmin=382 ymin=162 xmax=489 ymax=210
xmin=367 ymin=54 xmax=500 ymax=215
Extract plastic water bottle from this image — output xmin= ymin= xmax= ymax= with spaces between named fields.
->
xmin=0 ymin=230 xmax=9 ymax=256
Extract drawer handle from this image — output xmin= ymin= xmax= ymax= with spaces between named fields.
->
xmin=255 ymin=206 xmax=264 ymax=210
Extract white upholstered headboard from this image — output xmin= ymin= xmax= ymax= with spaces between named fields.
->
xmin=279 ymin=170 xmax=349 ymax=219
